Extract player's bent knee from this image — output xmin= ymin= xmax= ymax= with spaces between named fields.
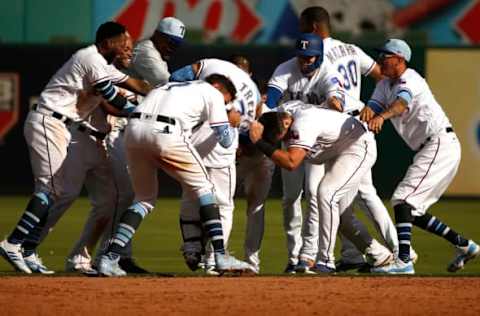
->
xmin=393 ymin=203 xmax=414 ymax=223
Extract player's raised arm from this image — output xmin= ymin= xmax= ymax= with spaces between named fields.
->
xmin=118 ymin=77 xmax=151 ymax=96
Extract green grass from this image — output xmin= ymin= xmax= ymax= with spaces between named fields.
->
xmin=1 ymin=196 xmax=479 ymax=275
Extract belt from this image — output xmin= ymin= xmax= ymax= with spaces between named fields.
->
xmin=76 ymin=124 xmax=107 ymax=140
xmin=130 ymin=112 xmax=176 ymax=125
xmin=418 ymin=127 xmax=454 ymax=150
xmin=348 ymin=110 xmax=360 ymax=116
xmin=32 ymin=104 xmax=73 ymax=125
xmin=32 ymin=104 xmax=106 ymax=141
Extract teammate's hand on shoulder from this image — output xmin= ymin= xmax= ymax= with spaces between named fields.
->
xmin=249 ymin=121 xmax=264 ymax=144
xmin=360 ymin=106 xmax=375 ymax=122
xmin=368 ymin=115 xmax=385 ymax=134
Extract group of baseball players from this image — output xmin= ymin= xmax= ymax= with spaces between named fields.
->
xmin=1 ymin=6 xmax=478 ymax=277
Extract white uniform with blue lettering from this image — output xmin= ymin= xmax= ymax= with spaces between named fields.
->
xmin=24 ymin=44 xmax=128 ymax=199
xmin=285 ymin=102 xmax=377 ymax=269
xmin=189 ymin=59 xmax=267 ymax=271
xmin=268 ymin=57 xmax=343 ymax=266
xmin=125 ymin=80 xmax=230 ymax=213
xmin=322 ymin=37 xmax=398 ymax=264
xmin=369 ymin=68 xmax=459 ymax=214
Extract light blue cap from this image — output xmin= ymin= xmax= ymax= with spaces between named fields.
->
xmin=376 ymin=39 xmax=411 ymax=62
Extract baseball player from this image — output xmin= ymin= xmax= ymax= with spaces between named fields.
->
xmin=58 ymin=17 xmax=187 ymax=274
xmin=266 ymin=33 xmax=392 ymax=273
xmin=19 ymin=36 xmax=137 ymax=275
xmin=299 ymin=6 xmax=400 ymax=271
xmin=250 ymin=104 xmax=378 ymax=272
xmin=127 ymin=17 xmax=185 ymax=86
xmin=97 ymin=75 xmax=254 ymax=276
xmin=96 ymin=17 xmax=187 ymax=272
xmin=363 ymin=39 xmax=479 ymax=274
xmin=170 ymin=58 xmax=262 ymax=273
xmin=0 ymin=22 xmax=149 ymax=274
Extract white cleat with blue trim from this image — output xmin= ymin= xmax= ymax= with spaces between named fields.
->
xmin=0 ymin=239 xmax=32 ymax=274
xmin=371 ymin=258 xmax=415 ymax=275
xmin=448 ymin=240 xmax=480 ymax=272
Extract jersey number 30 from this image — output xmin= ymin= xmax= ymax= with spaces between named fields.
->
xmin=338 ymin=61 xmax=357 ymax=91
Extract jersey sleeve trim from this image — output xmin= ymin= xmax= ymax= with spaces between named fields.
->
xmin=209 ymin=121 xmax=230 ymax=127
xmin=288 ymin=143 xmax=312 ymax=151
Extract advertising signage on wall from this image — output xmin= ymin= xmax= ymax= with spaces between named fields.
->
xmin=0 ymin=73 xmax=20 ymax=142
xmin=427 ymin=49 xmax=480 ymax=196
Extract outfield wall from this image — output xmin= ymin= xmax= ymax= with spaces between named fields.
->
xmin=0 ymin=44 xmax=477 ymax=198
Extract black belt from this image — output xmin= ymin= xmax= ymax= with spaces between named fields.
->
xmin=418 ymin=127 xmax=454 ymax=150
xmin=33 ymin=104 xmax=106 ymax=140
xmin=130 ymin=112 xmax=176 ymax=125
xmin=348 ymin=110 xmax=360 ymax=116
xmin=77 ymin=124 xmax=107 ymax=140
xmin=32 ymin=104 xmax=73 ymax=125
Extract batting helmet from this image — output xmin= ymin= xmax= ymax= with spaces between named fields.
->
xmin=295 ymin=33 xmax=324 ymax=74
xmin=295 ymin=33 xmax=323 ymax=57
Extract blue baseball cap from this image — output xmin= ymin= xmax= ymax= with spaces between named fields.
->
xmin=156 ymin=17 xmax=186 ymax=45
xmin=375 ymin=39 xmax=411 ymax=62
xmin=295 ymin=33 xmax=323 ymax=57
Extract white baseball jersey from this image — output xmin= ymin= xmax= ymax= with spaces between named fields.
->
xmin=369 ymin=68 xmax=452 ymax=150
xmin=268 ymin=57 xmax=341 ymax=107
xmin=190 ymin=58 xmax=259 ymax=168
xmin=127 ymin=39 xmax=170 ymax=86
xmin=37 ymin=44 xmax=128 ymax=120
xmin=323 ymin=37 xmax=376 ymax=101
xmin=322 ymin=37 xmax=376 ymax=112
xmin=196 ymin=58 xmax=261 ymax=133
xmin=285 ymin=101 xmax=366 ymax=164
xmin=134 ymin=81 xmax=229 ymax=132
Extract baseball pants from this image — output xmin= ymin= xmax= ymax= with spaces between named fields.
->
xmin=281 ymin=161 xmax=323 ymax=264
xmin=34 ymin=129 xmax=116 ymax=263
xmin=180 ymin=163 xmax=236 ymax=266
xmin=392 ymin=131 xmax=461 ymax=215
xmin=317 ymin=133 xmax=377 ymax=269
xmin=236 ymin=153 xmax=275 ymax=271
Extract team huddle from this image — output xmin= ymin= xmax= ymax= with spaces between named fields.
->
xmin=1 ymin=6 xmax=478 ymax=276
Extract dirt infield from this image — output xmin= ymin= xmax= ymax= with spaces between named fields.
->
xmin=0 ymin=276 xmax=479 ymax=315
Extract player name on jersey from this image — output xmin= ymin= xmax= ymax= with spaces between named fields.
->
xmin=324 ymin=44 xmax=358 ymax=64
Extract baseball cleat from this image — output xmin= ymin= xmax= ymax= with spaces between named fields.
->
xmin=410 ymin=248 xmax=419 ymax=264
xmin=448 ymin=240 xmax=480 ymax=272
xmin=371 ymin=258 xmax=414 ymax=274
xmin=66 ymin=254 xmax=98 ymax=275
xmin=335 ymin=259 xmax=368 ymax=272
xmin=204 ymin=264 xmax=220 ymax=276
xmin=23 ymin=252 xmax=54 ymax=274
xmin=295 ymin=259 xmax=316 ymax=274
xmin=283 ymin=263 xmax=297 ymax=274
xmin=215 ymin=253 xmax=256 ymax=275
xmin=183 ymin=251 xmax=202 ymax=271
xmin=119 ymin=257 xmax=149 ymax=274
xmin=0 ymin=239 xmax=32 ymax=274
xmin=98 ymin=254 xmax=126 ymax=277
xmin=311 ymin=264 xmax=336 ymax=274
